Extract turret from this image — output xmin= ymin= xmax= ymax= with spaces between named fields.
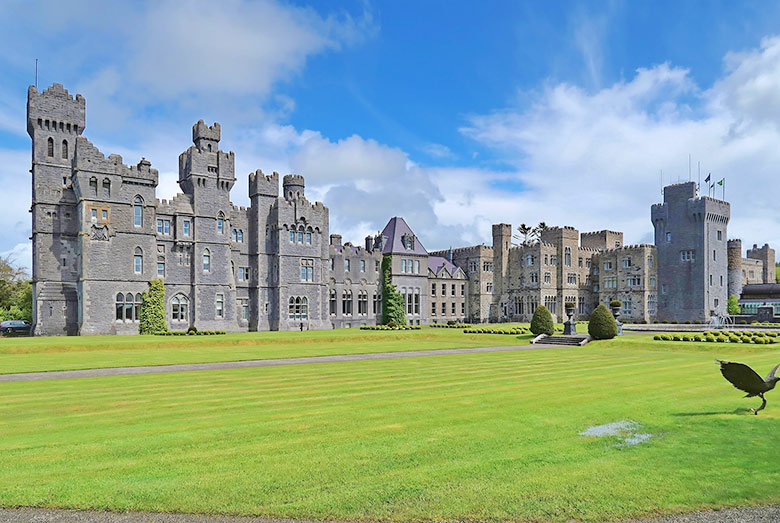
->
xmin=283 ymin=174 xmax=305 ymax=201
xmin=728 ymin=239 xmax=743 ymax=299
xmin=747 ymin=243 xmax=776 ymax=284
xmin=192 ymin=120 xmax=220 ymax=152
xmin=492 ymin=223 xmax=512 ymax=300
xmin=249 ymin=170 xmax=279 ymax=198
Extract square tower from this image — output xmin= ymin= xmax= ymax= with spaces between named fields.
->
xmin=651 ymin=182 xmax=730 ymax=322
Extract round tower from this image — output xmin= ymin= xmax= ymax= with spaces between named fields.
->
xmin=283 ymin=174 xmax=305 ymax=201
xmin=727 ymin=239 xmax=743 ymax=300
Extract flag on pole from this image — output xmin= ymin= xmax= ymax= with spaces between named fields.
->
xmin=704 ymin=173 xmax=711 ymax=183
xmin=717 ymin=179 xmax=724 ymax=186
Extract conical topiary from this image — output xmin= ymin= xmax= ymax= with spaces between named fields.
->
xmin=530 ymin=305 xmax=554 ymax=335
xmin=588 ymin=304 xmax=618 ymax=340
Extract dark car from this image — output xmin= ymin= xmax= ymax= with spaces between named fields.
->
xmin=0 ymin=320 xmax=31 ymax=334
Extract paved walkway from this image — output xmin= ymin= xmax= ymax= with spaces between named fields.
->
xmin=0 ymin=344 xmax=561 ymax=383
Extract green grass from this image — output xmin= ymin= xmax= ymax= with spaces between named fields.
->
xmin=2 ymin=337 xmax=780 ymax=521
xmin=0 ymin=327 xmax=535 ymax=374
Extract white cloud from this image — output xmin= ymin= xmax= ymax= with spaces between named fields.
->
xmin=455 ymin=39 xmax=780 ymax=254
xmin=1 ymin=242 xmax=32 ymax=275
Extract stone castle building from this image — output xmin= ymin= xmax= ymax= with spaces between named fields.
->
xmin=26 ymin=84 xmax=775 ymax=335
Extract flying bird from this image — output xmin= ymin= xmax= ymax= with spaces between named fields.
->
xmin=717 ymin=360 xmax=780 ymax=415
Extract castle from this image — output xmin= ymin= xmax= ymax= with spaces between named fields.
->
xmin=27 ymin=84 xmax=776 ymax=335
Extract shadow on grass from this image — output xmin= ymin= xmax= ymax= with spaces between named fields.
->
xmin=672 ymin=408 xmax=754 ymax=416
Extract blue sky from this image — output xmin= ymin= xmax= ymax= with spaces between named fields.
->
xmin=3 ymin=0 xmax=780 ymax=271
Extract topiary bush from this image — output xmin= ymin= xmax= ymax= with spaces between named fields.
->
xmin=530 ymin=305 xmax=554 ymax=336
xmin=588 ymin=304 xmax=618 ymax=340
xmin=139 ymin=279 xmax=167 ymax=335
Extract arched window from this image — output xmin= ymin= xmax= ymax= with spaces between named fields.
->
xmin=288 ymin=297 xmax=308 ymax=320
xmin=89 ymin=177 xmax=98 ymax=197
xmin=172 ymin=295 xmax=189 ymax=321
xmin=207 ymin=143 xmax=212 ymax=152
xmin=217 ymin=212 xmax=224 ymax=234
xmin=134 ymin=247 xmax=143 ymax=274
xmin=342 ymin=290 xmax=353 ymax=315
xmin=231 ymin=229 xmax=237 ymax=242
xmin=306 ymin=227 xmax=312 ymax=244
xmin=133 ymin=196 xmax=143 ymax=227
xmin=102 ymin=178 xmax=110 ymax=198
xmin=61 ymin=140 xmax=68 ymax=159
xmin=301 ymin=297 xmax=308 ymax=320
xmin=564 ymin=247 xmax=571 ymax=267
xmin=202 ymin=248 xmax=211 ymax=271
xmin=135 ymin=293 xmax=142 ymax=320
xmin=237 ymin=230 xmax=243 ymax=243
xmin=297 ymin=225 xmax=304 ymax=244
xmin=47 ymin=137 xmax=54 ymax=157
xmin=125 ymin=293 xmax=134 ymax=321
xmin=329 ymin=289 xmax=336 ymax=315
xmin=115 ymin=293 xmax=124 ymax=321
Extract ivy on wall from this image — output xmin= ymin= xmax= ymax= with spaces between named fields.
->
xmin=381 ymin=255 xmax=406 ymax=326
xmin=139 ymin=279 xmax=167 ymax=334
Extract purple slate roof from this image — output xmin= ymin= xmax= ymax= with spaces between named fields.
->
xmin=379 ymin=217 xmax=428 ymax=256
xmin=428 ymin=256 xmax=461 ymax=277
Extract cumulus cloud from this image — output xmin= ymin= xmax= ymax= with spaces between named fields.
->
xmin=459 ymin=40 xmax=780 ymax=252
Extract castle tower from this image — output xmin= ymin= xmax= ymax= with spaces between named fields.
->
xmin=248 ymin=170 xmax=280 ymax=331
xmin=746 ymin=243 xmax=776 ymax=284
xmin=27 ymin=84 xmax=86 ymax=335
xmin=651 ymin=182 xmax=730 ymax=322
xmin=727 ymin=239 xmax=743 ymax=300
xmin=282 ymin=175 xmax=305 ymax=201
xmin=491 ymin=224 xmax=512 ymax=320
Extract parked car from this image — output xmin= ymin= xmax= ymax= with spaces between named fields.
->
xmin=0 ymin=320 xmax=31 ymax=334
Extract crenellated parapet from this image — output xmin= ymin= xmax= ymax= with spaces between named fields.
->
xmin=249 ymin=170 xmax=279 ymax=198
xmin=74 ymin=136 xmax=158 ymax=184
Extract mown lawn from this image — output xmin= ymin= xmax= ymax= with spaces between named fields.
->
xmin=1 ymin=338 xmax=780 ymax=521
xmin=0 ymin=327 xmax=535 ymax=374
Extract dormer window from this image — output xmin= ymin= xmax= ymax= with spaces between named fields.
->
xmin=402 ymin=234 xmax=415 ymax=250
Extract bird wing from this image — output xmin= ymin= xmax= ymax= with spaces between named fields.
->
xmin=766 ymin=363 xmax=780 ymax=381
xmin=717 ymin=360 xmax=766 ymax=394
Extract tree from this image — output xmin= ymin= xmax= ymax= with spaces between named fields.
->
xmin=139 ymin=279 xmax=167 ymax=334
xmin=532 ymin=221 xmax=548 ymax=242
xmin=727 ymin=294 xmax=741 ymax=315
xmin=0 ymin=256 xmax=32 ymax=322
xmin=517 ymin=223 xmax=533 ymax=245
xmin=588 ymin=304 xmax=618 ymax=340
xmin=381 ymin=255 xmax=406 ymax=326
xmin=530 ymin=305 xmax=554 ymax=335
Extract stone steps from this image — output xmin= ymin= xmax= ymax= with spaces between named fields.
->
xmin=539 ymin=335 xmax=590 ymax=346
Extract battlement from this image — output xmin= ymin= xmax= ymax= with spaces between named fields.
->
xmin=249 ymin=170 xmax=279 ymax=198
xmin=602 ymin=243 xmax=655 ymax=253
xmin=430 ymin=245 xmax=493 ymax=256
xmin=581 ymin=229 xmax=622 ymax=237
xmin=283 ymin=174 xmax=305 ymax=186
xmin=27 ymin=84 xmax=86 ymax=138
xmin=193 ymin=120 xmax=220 ymax=143
xmin=74 ymin=137 xmax=158 ymax=182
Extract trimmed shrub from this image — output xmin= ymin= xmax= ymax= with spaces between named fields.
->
xmin=588 ymin=304 xmax=618 ymax=340
xmin=139 ymin=279 xmax=167 ymax=335
xmin=609 ymin=299 xmax=622 ymax=309
xmin=530 ymin=305 xmax=554 ymax=336
xmin=692 ymin=335 xmax=702 ymax=342
xmin=653 ymin=335 xmax=661 ymax=340
xmin=705 ymin=335 xmax=715 ymax=342
xmin=741 ymin=336 xmax=752 ymax=343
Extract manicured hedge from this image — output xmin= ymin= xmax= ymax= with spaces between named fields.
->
xmin=429 ymin=324 xmax=473 ymax=329
xmin=588 ymin=304 xmax=617 ymax=340
xmin=154 ymin=330 xmax=227 ymax=336
xmin=653 ymin=331 xmax=777 ymax=344
xmin=360 ymin=325 xmax=422 ymax=330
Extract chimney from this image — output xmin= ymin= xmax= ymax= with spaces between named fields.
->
xmin=365 ymin=235 xmax=373 ymax=251
xmin=330 ymin=234 xmax=342 ymax=246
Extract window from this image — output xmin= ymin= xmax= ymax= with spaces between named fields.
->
xmin=88 ymin=177 xmax=97 ymax=196
xmin=344 ymin=259 xmax=350 ymax=272
xmin=62 ymin=140 xmax=68 ymax=159
xmin=648 ymin=294 xmax=657 ymax=315
xmin=47 ymin=137 xmax=54 ymax=157
xmin=441 ymin=302 xmax=446 ymax=315
xmin=526 ymin=255 xmax=534 ymax=267
xmin=483 ymin=261 xmax=493 ymax=272
xmin=202 ymin=249 xmax=211 ymax=271
xmin=301 ymin=259 xmax=314 ymax=282
xmin=375 ymin=261 xmax=380 ymax=272
xmin=373 ymin=292 xmax=381 ymax=314
xmin=216 ymin=293 xmax=224 ymax=318
xmin=486 ymin=282 xmax=493 ymax=292
xmin=183 ymin=220 xmax=190 ymax=236
xmin=238 ymin=267 xmax=247 ymax=281
xmin=329 ymin=258 xmax=334 ymax=270
xmin=648 ymin=255 xmax=654 ymax=268
xmin=627 ymin=275 xmax=641 ymax=286
xmin=709 ymin=274 xmax=713 ymax=286
xmin=358 ymin=292 xmax=368 ymax=315
xmin=661 ymin=284 xmax=668 ymax=295
xmin=622 ymin=257 xmax=632 ymax=268
xmin=544 ymin=272 xmax=551 ymax=284
xmin=717 ymin=230 xmax=722 ymax=241
xmin=360 ymin=260 xmax=365 ymax=272
xmin=102 ymin=178 xmax=110 ymax=198
xmin=586 ymin=259 xmax=591 ymax=268
xmin=714 ymin=298 xmax=719 ymax=308
xmin=565 ymin=247 xmax=571 ymax=266
xmin=666 ymin=232 xmax=672 ymax=242
xmin=681 ymin=250 xmax=695 ymax=262
xmin=469 ymin=261 xmax=478 ymax=272
xmin=133 ymin=247 xmax=143 ymax=274
xmin=414 ymin=260 xmax=420 ymax=274
xmin=157 ymin=219 xmax=170 ymax=235
xmin=622 ymin=295 xmax=632 ymax=315
xmin=649 ymin=277 xmax=656 ymax=288
xmin=461 ymin=302 xmax=465 ymax=315
xmin=217 ymin=212 xmax=225 ymax=234
xmin=544 ymin=255 xmax=548 ymax=265
xmin=288 ymin=296 xmax=308 ymax=320
xmin=401 ymin=259 xmax=407 ymax=273
xmin=232 ymin=229 xmax=238 ymax=242
xmin=305 ymin=229 xmax=311 ymax=244
xmin=451 ymin=284 xmax=456 ymax=296
xmin=720 ymin=275 xmax=724 ymax=286
xmin=298 ymin=227 xmax=304 ymax=243
xmin=461 ymin=284 xmax=465 ymax=296
xmin=604 ymin=276 xmax=617 ymax=289
xmin=133 ymin=196 xmax=143 ymax=227
xmin=713 ymin=250 xmax=716 ymax=261
xmin=342 ymin=290 xmax=353 ymax=315
xmin=329 ymin=290 xmax=337 ymax=315
xmin=157 ymin=262 xmax=165 ymax=277
xmin=452 ymin=302 xmax=456 ymax=315
xmin=441 ymin=283 xmax=446 ymax=295
xmin=91 ymin=209 xmax=97 ymax=221
xmin=567 ymin=273 xmax=577 ymax=284
xmin=290 ymin=230 xmax=295 ymax=243
xmin=115 ymin=293 xmax=141 ymax=322
xmin=102 ymin=210 xmax=107 ymax=220
xmin=431 ymin=302 xmax=436 ymax=316
xmin=432 ymin=284 xmax=436 ymax=296
xmin=239 ymin=299 xmax=249 ymax=320
xmin=530 ymin=272 xmax=538 ymax=283
xmin=603 ymin=261 xmax=613 ymax=271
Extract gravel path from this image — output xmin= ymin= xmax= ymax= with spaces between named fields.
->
xmin=1 ymin=505 xmax=779 ymax=522
xmin=0 ymin=344 xmax=561 ymax=382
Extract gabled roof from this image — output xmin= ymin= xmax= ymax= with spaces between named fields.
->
xmin=428 ymin=256 xmax=462 ymax=278
xmin=379 ymin=216 xmax=428 ymax=256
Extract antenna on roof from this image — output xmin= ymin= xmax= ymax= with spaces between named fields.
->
xmin=697 ymin=161 xmax=701 ymax=193
xmin=34 ymin=58 xmax=38 ymax=88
